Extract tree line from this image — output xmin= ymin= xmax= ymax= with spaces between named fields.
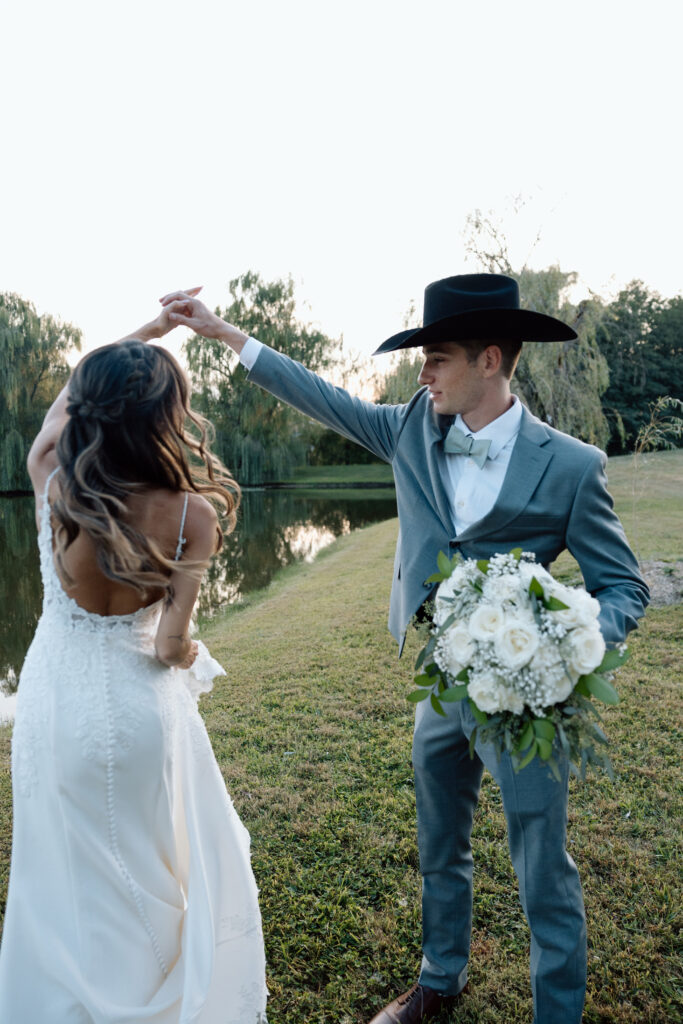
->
xmin=1 ymin=269 xmax=681 ymax=491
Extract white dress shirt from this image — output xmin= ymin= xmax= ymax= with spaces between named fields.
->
xmin=445 ymin=399 xmax=523 ymax=533
xmin=239 ymin=337 xmax=522 ymax=532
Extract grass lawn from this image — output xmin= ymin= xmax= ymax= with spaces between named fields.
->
xmin=0 ymin=451 xmax=680 ymax=1023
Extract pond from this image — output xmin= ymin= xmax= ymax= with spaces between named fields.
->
xmin=0 ymin=487 xmax=397 ymax=694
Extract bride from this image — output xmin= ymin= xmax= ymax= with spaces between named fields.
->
xmin=0 ymin=300 xmax=268 ymax=1023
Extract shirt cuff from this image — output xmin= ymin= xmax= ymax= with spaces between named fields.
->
xmin=239 ymin=336 xmax=264 ymax=370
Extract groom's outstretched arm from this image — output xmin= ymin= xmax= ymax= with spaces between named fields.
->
xmin=162 ymin=292 xmax=409 ymax=463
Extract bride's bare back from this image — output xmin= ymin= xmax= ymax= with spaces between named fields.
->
xmin=48 ymin=483 xmax=197 ymax=617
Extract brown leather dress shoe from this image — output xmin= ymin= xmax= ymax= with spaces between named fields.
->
xmin=367 ymin=982 xmax=459 ymax=1024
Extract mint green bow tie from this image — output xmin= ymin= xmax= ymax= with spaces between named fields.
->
xmin=443 ymin=424 xmax=492 ymax=468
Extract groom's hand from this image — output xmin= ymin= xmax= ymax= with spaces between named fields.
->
xmin=159 ymin=289 xmax=249 ymax=353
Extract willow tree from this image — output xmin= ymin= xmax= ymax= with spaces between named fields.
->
xmin=183 ymin=271 xmax=343 ymax=485
xmin=463 ymin=210 xmax=610 ymax=448
xmin=0 ymin=293 xmax=82 ymax=492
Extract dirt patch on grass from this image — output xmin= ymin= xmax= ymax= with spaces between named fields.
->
xmin=640 ymin=560 xmax=683 ymax=607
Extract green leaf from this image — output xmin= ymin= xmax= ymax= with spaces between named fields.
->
xmin=545 ymin=596 xmax=569 ymax=611
xmin=516 ymin=721 xmax=535 ymax=752
xmin=583 ymin=673 xmax=620 ymax=705
xmin=518 ymin=740 xmax=538 ymax=769
xmin=528 ymin=576 xmax=544 ymax=599
xmin=454 ymin=667 xmax=470 ymax=683
xmin=437 ymin=550 xmax=452 ymax=576
xmin=598 ymin=648 xmax=629 ymax=672
xmin=468 ymin=699 xmax=488 ymax=725
xmin=510 ymin=547 xmax=523 ymax=561
xmin=414 ymin=648 xmax=427 ymax=671
xmin=407 ymin=689 xmax=430 ymax=703
xmin=573 ymin=677 xmax=591 ymax=697
xmin=414 ymin=674 xmax=434 ymax=688
xmin=440 ymin=684 xmax=468 ymax=702
xmin=536 ymin=736 xmax=553 ymax=760
xmin=533 ymin=718 xmax=556 ymax=742
xmin=468 ymin=727 xmax=478 ymax=759
xmin=430 ymin=694 xmax=447 ymax=717
xmin=424 ymin=571 xmax=447 ymax=584
xmin=476 ymin=559 xmax=490 ymax=574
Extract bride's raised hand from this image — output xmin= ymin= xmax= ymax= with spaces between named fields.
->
xmin=160 ymin=289 xmax=248 ymax=351
xmin=113 ymin=287 xmax=202 ymax=345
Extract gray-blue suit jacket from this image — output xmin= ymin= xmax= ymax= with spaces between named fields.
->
xmin=248 ymin=346 xmax=649 ymax=650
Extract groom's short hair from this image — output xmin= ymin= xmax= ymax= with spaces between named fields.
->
xmin=458 ymin=338 xmax=523 ymax=379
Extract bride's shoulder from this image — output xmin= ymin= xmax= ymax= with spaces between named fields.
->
xmin=138 ymin=488 xmax=218 ymax=552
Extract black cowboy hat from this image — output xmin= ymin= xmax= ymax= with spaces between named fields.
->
xmin=373 ymin=273 xmax=577 ymax=355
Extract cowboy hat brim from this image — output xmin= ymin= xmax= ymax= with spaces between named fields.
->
xmin=373 ymin=308 xmax=578 ymax=355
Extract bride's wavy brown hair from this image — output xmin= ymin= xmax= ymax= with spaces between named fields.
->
xmin=53 ymin=339 xmax=240 ymax=598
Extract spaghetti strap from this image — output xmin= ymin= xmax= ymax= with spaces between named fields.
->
xmin=43 ymin=467 xmax=60 ymax=500
xmin=174 ymin=492 xmax=190 ymax=562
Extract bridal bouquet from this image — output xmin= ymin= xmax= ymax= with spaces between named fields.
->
xmin=409 ymin=548 xmax=628 ymax=779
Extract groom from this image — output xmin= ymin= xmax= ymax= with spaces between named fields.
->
xmin=163 ymin=275 xmax=648 ymax=1024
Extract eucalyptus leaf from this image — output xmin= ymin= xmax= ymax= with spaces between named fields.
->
xmin=545 ymin=596 xmax=569 ymax=611
xmin=468 ymin=727 xmax=478 ymax=759
xmin=414 ymin=648 xmax=426 ymax=671
xmin=440 ymin=684 xmax=468 ymax=702
xmin=414 ymin=674 xmax=434 ymax=688
xmin=424 ymin=571 xmax=447 ymax=584
xmin=536 ymin=736 xmax=553 ymax=761
xmin=584 ymin=673 xmax=620 ymax=705
xmin=517 ymin=721 xmax=535 ymax=752
xmin=518 ymin=740 xmax=538 ymax=770
xmin=598 ymin=648 xmax=629 ymax=672
xmin=533 ymin=718 xmax=556 ymax=742
xmin=437 ymin=551 xmax=452 ymax=576
xmin=430 ymin=694 xmax=447 ymax=717
xmin=468 ymin=699 xmax=488 ymax=725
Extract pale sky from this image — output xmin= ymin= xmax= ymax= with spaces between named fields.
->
xmin=1 ymin=0 xmax=681 ymax=365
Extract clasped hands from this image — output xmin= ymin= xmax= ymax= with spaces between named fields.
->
xmin=148 ymin=288 xmax=248 ymax=352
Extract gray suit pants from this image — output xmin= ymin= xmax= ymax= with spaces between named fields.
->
xmin=412 ymin=696 xmax=587 ymax=1024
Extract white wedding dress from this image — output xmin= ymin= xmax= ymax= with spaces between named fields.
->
xmin=0 ymin=473 xmax=268 ymax=1023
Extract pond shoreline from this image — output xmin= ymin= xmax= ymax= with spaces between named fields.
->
xmin=1 ymin=481 xmax=396 ymax=498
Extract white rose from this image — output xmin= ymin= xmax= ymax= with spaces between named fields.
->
xmin=434 ymin=623 xmax=475 ymax=678
xmin=468 ymin=604 xmax=504 ymax=641
xmin=468 ymin=670 xmax=504 ymax=713
xmin=494 ymin=618 xmax=540 ymax=670
xmin=547 ymin=674 xmax=575 ymax=703
xmin=568 ymin=626 xmax=606 ymax=676
xmin=444 ymin=624 xmax=475 ymax=666
xmin=497 ymin=683 xmax=525 ymax=715
xmin=574 ymin=590 xmax=601 ymax=626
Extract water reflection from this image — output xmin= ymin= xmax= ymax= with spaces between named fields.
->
xmin=0 ymin=488 xmax=397 ymax=689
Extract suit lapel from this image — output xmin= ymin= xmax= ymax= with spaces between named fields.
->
xmin=456 ymin=408 xmax=553 ymax=542
xmin=427 ymin=405 xmax=457 ymax=535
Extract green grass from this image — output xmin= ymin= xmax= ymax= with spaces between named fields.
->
xmin=0 ymin=451 xmax=681 ymax=1022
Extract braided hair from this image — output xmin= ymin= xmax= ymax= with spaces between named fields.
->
xmin=53 ymin=340 xmax=240 ymax=597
